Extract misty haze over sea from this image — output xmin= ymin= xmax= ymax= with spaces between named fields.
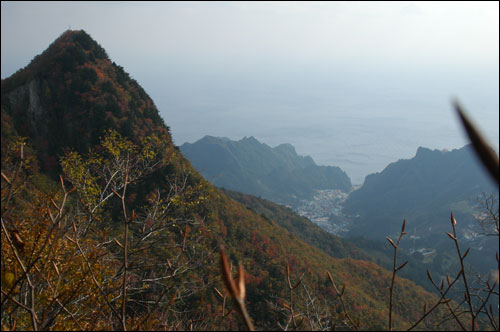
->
xmin=145 ymin=64 xmax=499 ymax=185
xmin=2 ymin=2 xmax=498 ymax=185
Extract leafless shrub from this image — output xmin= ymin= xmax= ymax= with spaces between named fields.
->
xmin=475 ymin=192 xmax=499 ymax=237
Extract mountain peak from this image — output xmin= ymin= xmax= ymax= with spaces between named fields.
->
xmin=2 ymin=29 xmax=111 ymax=96
xmin=274 ymin=143 xmax=296 ymax=153
xmin=240 ymin=136 xmax=260 ymax=144
xmin=1 ymin=29 xmax=168 ymax=173
xmin=55 ymin=29 xmax=90 ymax=43
xmin=415 ymin=146 xmax=437 ymax=158
xmin=197 ymin=135 xmax=230 ymax=144
xmin=55 ymin=29 xmax=108 ymax=55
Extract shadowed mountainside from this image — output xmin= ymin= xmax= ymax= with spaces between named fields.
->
xmin=344 ymin=145 xmax=497 ymax=241
xmin=181 ymin=135 xmax=352 ymax=206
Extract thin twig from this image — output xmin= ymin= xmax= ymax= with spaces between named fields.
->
xmin=388 ymin=219 xmax=408 ymax=331
xmin=406 ymin=270 xmax=462 ymax=331
xmin=119 ymin=166 xmax=130 ymax=332
xmin=450 ymin=212 xmax=476 ymax=331
xmin=327 ymin=271 xmax=359 ymax=331
xmin=286 ymin=260 xmax=302 ymax=330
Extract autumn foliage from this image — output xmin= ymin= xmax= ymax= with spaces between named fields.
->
xmin=1 ymin=131 xmax=215 ymax=330
xmin=1 ymin=30 xmax=498 ymax=331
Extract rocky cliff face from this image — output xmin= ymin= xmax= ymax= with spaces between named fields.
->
xmin=7 ymin=79 xmax=46 ymax=140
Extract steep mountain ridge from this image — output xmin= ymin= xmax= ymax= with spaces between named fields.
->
xmin=344 ymin=145 xmax=496 ymax=238
xmin=181 ymin=135 xmax=351 ymax=206
xmin=2 ymin=29 xmax=169 ymax=175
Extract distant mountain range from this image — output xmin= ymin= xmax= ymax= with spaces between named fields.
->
xmin=180 ymin=135 xmax=352 ymax=206
xmin=343 ymin=145 xmax=498 ymax=255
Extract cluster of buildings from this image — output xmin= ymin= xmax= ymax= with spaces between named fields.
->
xmin=295 ymin=189 xmax=352 ymax=235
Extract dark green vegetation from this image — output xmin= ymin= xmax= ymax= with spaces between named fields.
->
xmin=181 ymin=136 xmax=352 ymax=206
xmin=1 ymin=30 xmax=490 ymax=330
xmin=343 ymin=146 xmax=498 ymax=273
xmin=344 ymin=146 xmax=496 ymax=240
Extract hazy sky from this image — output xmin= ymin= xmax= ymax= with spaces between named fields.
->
xmin=2 ymin=2 xmax=499 ymax=74
xmin=2 ymin=1 xmax=499 ymax=183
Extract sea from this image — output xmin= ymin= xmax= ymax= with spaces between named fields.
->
xmin=147 ymin=65 xmax=499 ymax=185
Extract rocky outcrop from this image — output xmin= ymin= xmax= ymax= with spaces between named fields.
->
xmin=8 ymin=79 xmax=45 ymax=137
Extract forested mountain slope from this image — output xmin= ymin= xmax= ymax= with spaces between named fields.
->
xmin=344 ymin=146 xmax=497 ymax=247
xmin=181 ymin=135 xmax=351 ymax=206
xmin=1 ymin=30 xmax=463 ymax=330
